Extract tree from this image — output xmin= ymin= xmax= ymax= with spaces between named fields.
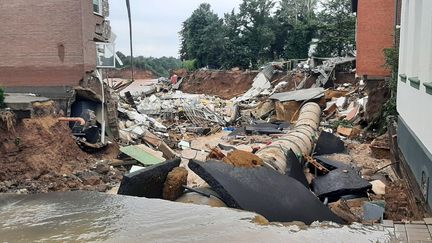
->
xmin=179 ymin=3 xmax=225 ymax=68
xmin=314 ymin=0 xmax=356 ymax=57
xmin=220 ymin=10 xmax=251 ymax=69
xmin=237 ymin=0 xmax=276 ymax=68
xmin=273 ymin=0 xmax=318 ymax=59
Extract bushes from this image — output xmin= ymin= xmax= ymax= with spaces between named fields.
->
xmin=182 ymin=59 xmax=198 ymax=72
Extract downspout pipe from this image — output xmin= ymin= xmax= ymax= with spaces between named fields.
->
xmin=96 ymin=70 xmax=106 ymax=144
xmin=255 ymin=102 xmax=321 ymax=173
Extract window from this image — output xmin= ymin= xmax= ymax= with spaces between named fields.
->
xmin=93 ymin=0 xmax=102 ymax=15
xmin=96 ymin=43 xmax=115 ymax=68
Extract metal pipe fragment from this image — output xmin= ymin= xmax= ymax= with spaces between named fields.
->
xmin=255 ymin=102 xmax=321 ymax=173
xmin=58 ymin=117 xmax=86 ymax=126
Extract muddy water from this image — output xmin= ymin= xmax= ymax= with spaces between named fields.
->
xmin=0 ymin=191 xmax=393 ymax=242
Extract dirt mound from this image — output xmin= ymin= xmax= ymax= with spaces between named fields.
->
xmin=163 ymin=167 xmax=188 ymax=201
xmin=0 ymin=115 xmax=123 ymax=193
xmin=181 ymin=70 xmax=257 ymax=99
xmin=107 ymin=68 xmax=155 ymax=80
xmin=223 ymin=150 xmax=264 ymax=168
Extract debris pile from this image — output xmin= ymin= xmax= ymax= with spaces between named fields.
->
xmin=115 ymin=61 xmax=422 ymax=225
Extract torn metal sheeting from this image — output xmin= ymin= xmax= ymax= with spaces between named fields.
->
xmin=118 ymin=158 xmax=181 ymax=198
xmin=312 ymin=168 xmax=372 ymax=201
xmin=314 ymin=131 xmax=345 ymax=155
xmin=189 ymin=160 xmax=345 ymax=224
xmin=120 ymin=145 xmax=165 ymax=165
xmin=269 ymin=88 xmax=325 ymax=102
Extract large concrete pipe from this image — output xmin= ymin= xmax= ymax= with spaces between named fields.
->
xmin=255 ymin=102 xmax=321 ymax=173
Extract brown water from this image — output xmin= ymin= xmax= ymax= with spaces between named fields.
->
xmin=0 ymin=191 xmax=394 ymax=242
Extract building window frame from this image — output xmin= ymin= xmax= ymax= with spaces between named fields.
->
xmin=93 ymin=0 xmax=103 ymax=16
xmin=96 ymin=42 xmax=116 ymax=68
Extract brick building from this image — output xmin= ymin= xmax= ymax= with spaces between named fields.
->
xmin=0 ymin=0 xmax=113 ymax=98
xmin=352 ymin=0 xmax=399 ymax=78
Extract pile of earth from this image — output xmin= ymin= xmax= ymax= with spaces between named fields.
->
xmin=180 ymin=70 xmax=258 ymax=99
xmin=107 ymin=68 xmax=155 ymax=80
xmin=0 ymin=115 xmax=124 ymax=193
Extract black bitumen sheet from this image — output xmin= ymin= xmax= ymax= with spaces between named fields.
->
xmin=118 ymin=158 xmax=181 ymax=198
xmin=189 ymin=160 xmax=345 ymax=224
xmin=312 ymin=168 xmax=372 ymax=201
xmin=314 ymin=132 xmax=345 ymax=155
xmin=314 ymin=155 xmax=353 ymax=171
xmin=286 ymin=149 xmax=309 ymax=187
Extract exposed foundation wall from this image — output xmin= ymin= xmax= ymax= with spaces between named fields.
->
xmin=355 ymin=0 xmax=395 ymax=77
xmin=0 ymin=0 xmax=102 ymax=87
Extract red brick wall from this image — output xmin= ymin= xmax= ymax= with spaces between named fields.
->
xmin=0 ymin=0 xmax=100 ymax=87
xmin=356 ymin=0 xmax=395 ymax=77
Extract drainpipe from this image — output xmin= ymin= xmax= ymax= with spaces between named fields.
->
xmin=96 ymin=69 xmax=106 ymax=144
xmin=255 ymin=102 xmax=321 ymax=173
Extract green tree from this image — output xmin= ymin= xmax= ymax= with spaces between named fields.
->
xmin=179 ymin=3 xmax=225 ymax=68
xmin=273 ymin=0 xmax=318 ymax=59
xmin=0 ymin=86 xmax=5 ymax=108
xmin=237 ymin=0 xmax=276 ymax=68
xmin=220 ymin=10 xmax=251 ymax=69
xmin=314 ymin=0 xmax=356 ymax=57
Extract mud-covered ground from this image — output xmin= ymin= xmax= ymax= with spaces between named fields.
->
xmin=0 ymin=115 xmax=125 ymax=193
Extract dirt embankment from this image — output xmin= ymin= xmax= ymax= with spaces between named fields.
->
xmin=0 ymin=115 xmax=123 ymax=193
xmin=107 ymin=68 xmax=155 ymax=80
xmin=181 ymin=70 xmax=258 ymax=99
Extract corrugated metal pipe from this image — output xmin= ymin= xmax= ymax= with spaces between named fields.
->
xmin=255 ymin=102 xmax=321 ymax=173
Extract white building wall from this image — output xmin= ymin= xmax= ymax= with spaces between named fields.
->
xmin=397 ymin=0 xmax=432 ymax=154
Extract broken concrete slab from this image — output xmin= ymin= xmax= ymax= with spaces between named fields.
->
xmin=314 ymin=131 xmax=345 ymax=155
xmin=120 ymin=145 xmax=165 ymax=166
xmin=269 ymin=87 xmax=324 ymax=102
xmin=189 ymin=160 xmax=344 ymax=224
xmin=329 ymin=199 xmax=360 ymax=224
xmin=363 ymin=201 xmax=385 ymax=222
xmin=118 ymin=158 xmax=181 ymax=198
xmin=312 ymin=168 xmax=372 ymax=201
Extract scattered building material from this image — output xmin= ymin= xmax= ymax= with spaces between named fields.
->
xmin=329 ymin=199 xmax=361 ymax=224
xmin=314 ymin=132 xmax=345 ymax=155
xmin=269 ymin=87 xmax=325 ymax=102
xmin=363 ymin=201 xmax=385 ymax=222
xmin=189 ymin=160 xmax=344 ymax=224
xmin=120 ymin=145 xmax=165 ymax=166
xmin=312 ymin=168 xmax=372 ymax=201
xmin=118 ymin=158 xmax=181 ymax=198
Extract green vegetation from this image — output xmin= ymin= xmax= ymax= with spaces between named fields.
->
xmin=0 ymin=86 xmax=5 ymax=108
xmin=179 ymin=0 xmax=356 ymax=69
xmin=182 ymin=59 xmax=198 ymax=71
xmin=116 ymin=52 xmax=182 ymax=77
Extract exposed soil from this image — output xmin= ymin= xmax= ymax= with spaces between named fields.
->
xmin=163 ymin=167 xmax=188 ymax=201
xmin=0 ymin=115 xmax=124 ymax=193
xmin=223 ymin=150 xmax=264 ymax=168
xmin=385 ymin=180 xmax=424 ymax=221
xmin=181 ymin=70 xmax=257 ymax=99
xmin=107 ymin=68 xmax=155 ymax=80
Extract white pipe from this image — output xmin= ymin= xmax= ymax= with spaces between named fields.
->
xmin=96 ymin=69 xmax=106 ymax=144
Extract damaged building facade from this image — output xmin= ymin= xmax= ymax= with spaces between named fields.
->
xmin=0 ymin=0 xmax=118 ymax=144
xmin=397 ymin=0 xmax=432 ymax=208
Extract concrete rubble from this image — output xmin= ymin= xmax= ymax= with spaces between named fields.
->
xmin=0 ymin=59 xmax=420 ymax=225
xmin=111 ymin=60 xmax=414 ymax=225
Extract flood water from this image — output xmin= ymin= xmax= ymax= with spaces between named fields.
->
xmin=0 ymin=191 xmax=394 ymax=242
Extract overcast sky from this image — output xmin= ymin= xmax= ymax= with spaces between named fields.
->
xmin=108 ymin=0 xmax=243 ymax=58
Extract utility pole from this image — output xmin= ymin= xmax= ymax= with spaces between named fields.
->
xmin=126 ymin=0 xmax=134 ymax=81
